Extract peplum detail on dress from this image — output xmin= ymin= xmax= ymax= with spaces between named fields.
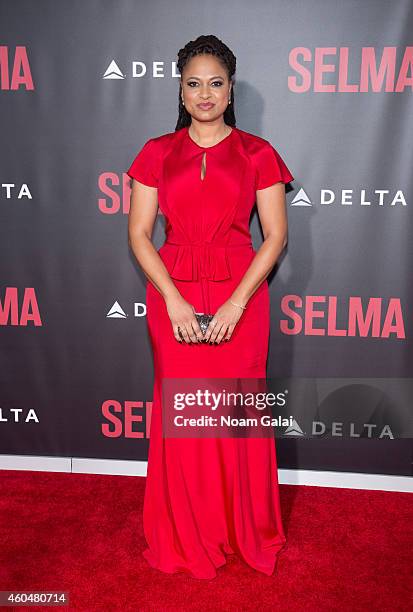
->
xmin=165 ymin=241 xmax=231 ymax=281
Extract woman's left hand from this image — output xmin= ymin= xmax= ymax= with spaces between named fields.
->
xmin=203 ymin=299 xmax=245 ymax=344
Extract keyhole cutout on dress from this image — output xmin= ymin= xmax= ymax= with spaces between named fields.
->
xmin=200 ymin=151 xmax=207 ymax=181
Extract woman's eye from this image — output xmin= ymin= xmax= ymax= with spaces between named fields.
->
xmin=186 ymin=81 xmax=223 ymax=87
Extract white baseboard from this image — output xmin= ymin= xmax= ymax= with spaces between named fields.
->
xmin=0 ymin=455 xmax=411 ymax=493
xmin=278 ymin=468 xmax=412 ymax=492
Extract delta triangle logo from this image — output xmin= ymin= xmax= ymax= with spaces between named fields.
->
xmin=107 ymin=301 xmax=127 ymax=318
xmin=103 ymin=60 xmax=125 ymax=80
xmin=284 ymin=419 xmax=305 ymax=436
xmin=290 ymin=188 xmax=312 ymax=207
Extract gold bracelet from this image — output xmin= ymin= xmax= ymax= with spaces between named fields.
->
xmin=230 ymin=299 xmax=247 ymax=310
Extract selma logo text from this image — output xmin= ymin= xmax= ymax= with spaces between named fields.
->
xmin=280 ymin=295 xmax=405 ymax=338
xmin=0 ymin=288 xmax=42 ymax=326
xmin=288 ymin=46 xmax=413 ymax=93
xmin=0 ymin=46 xmax=34 ymax=90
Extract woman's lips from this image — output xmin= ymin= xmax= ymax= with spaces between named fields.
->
xmin=198 ymin=103 xmax=214 ymax=110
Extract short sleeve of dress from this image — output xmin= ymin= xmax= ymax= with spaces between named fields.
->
xmin=255 ymin=141 xmax=294 ymax=190
xmin=127 ymin=138 xmax=159 ymax=187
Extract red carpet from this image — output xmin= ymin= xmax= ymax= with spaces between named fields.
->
xmin=0 ymin=470 xmax=411 ymax=611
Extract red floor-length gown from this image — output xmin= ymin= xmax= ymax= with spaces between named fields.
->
xmin=127 ymin=125 xmax=294 ymax=579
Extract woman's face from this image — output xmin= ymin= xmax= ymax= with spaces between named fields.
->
xmin=180 ymin=54 xmax=232 ymax=124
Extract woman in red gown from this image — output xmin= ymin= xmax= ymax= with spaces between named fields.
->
xmin=127 ymin=35 xmax=294 ymax=579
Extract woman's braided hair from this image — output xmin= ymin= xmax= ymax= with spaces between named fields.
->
xmin=175 ymin=35 xmax=236 ymax=131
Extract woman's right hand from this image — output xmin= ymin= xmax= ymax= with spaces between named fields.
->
xmin=165 ymin=294 xmax=204 ymax=343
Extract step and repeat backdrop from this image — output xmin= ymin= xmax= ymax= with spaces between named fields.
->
xmin=1 ymin=1 xmax=412 ymax=477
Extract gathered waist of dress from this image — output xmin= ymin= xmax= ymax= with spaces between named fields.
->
xmin=164 ymin=239 xmax=253 ymax=249
xmin=160 ymin=238 xmax=255 ymax=310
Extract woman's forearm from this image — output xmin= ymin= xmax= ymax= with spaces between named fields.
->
xmin=128 ymin=231 xmax=181 ymax=300
xmin=230 ymin=233 xmax=287 ymax=307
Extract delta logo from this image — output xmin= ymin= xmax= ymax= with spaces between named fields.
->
xmin=102 ymin=59 xmax=179 ymax=80
xmin=290 ymin=188 xmax=407 ymax=207
xmin=106 ymin=300 xmax=146 ymax=319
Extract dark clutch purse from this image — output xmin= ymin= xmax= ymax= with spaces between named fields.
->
xmin=194 ymin=312 xmax=214 ymax=336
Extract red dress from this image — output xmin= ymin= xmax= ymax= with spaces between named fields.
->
xmin=127 ymin=125 xmax=294 ymax=579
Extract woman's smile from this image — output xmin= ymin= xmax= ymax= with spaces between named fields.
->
xmin=197 ymin=102 xmax=215 ymax=110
